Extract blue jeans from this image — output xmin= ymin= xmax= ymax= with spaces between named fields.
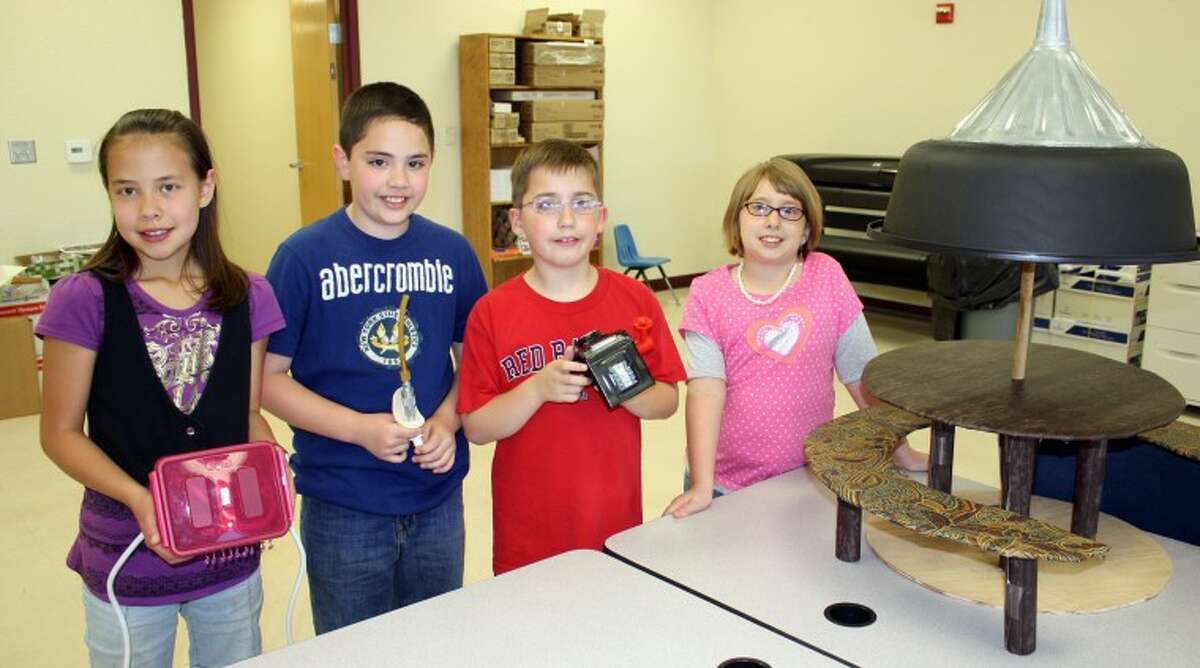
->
xmin=81 ymin=569 xmax=262 ymax=667
xmin=301 ymin=490 xmax=464 ymax=635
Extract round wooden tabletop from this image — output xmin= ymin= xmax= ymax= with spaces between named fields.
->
xmin=863 ymin=341 xmax=1184 ymax=440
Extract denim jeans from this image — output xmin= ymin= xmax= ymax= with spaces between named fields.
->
xmin=81 ymin=569 xmax=262 ymax=668
xmin=301 ymin=489 xmax=465 ymax=635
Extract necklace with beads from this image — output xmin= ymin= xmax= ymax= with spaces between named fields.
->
xmin=735 ymin=261 xmax=800 ymax=306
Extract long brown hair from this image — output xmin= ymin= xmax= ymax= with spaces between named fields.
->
xmin=86 ymin=108 xmax=248 ymax=311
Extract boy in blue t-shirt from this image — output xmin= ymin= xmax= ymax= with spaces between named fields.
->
xmin=263 ymin=82 xmax=486 ymax=634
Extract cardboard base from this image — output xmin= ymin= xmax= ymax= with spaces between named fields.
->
xmin=866 ymin=489 xmax=1171 ymax=613
xmin=0 ymin=316 xmax=41 ymax=419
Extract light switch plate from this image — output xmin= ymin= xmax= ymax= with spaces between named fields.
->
xmin=8 ymin=140 xmax=37 ymax=164
xmin=65 ymin=139 xmax=93 ymax=163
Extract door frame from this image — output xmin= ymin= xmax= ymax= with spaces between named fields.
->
xmin=180 ymin=0 xmax=361 ymax=125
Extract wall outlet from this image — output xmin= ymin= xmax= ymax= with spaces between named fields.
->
xmin=8 ymin=140 xmax=37 ymax=164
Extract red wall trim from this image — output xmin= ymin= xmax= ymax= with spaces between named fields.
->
xmin=341 ymin=0 xmax=361 ymax=101
xmin=181 ymin=0 xmax=201 ymax=124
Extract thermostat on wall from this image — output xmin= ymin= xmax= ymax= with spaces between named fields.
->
xmin=65 ymin=140 xmax=93 ymax=164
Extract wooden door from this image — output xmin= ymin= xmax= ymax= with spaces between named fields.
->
xmin=289 ymin=0 xmax=344 ymax=226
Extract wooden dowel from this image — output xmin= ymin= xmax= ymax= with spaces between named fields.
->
xmin=1012 ymin=262 xmax=1036 ymax=381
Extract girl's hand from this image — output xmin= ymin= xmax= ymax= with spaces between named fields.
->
xmin=530 ymin=346 xmax=592 ymax=404
xmin=663 ymin=487 xmax=714 ymax=519
xmin=126 ymin=487 xmax=189 ymax=565
xmin=412 ymin=415 xmax=456 ymax=473
xmin=355 ymin=413 xmax=412 ymax=463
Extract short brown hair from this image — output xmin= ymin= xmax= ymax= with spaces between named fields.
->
xmin=722 ymin=158 xmax=824 ymax=258
xmin=510 ymin=139 xmax=600 ymax=206
xmin=340 ymin=82 xmax=434 ymax=155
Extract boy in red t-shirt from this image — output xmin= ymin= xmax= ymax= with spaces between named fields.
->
xmin=457 ymin=140 xmax=685 ymax=574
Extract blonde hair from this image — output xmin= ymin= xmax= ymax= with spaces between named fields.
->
xmin=722 ymin=158 xmax=823 ymax=258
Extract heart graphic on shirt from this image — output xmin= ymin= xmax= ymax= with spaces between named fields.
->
xmin=746 ymin=306 xmax=813 ymax=364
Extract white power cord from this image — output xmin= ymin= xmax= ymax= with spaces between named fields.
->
xmin=285 ymin=526 xmax=306 ymax=645
xmin=107 ymin=530 xmax=306 ymax=667
xmin=106 ymin=533 xmax=145 ymax=668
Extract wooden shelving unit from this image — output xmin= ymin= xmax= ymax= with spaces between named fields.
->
xmin=458 ymin=32 xmax=604 ymax=287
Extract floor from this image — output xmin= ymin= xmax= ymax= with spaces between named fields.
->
xmin=4 ymin=287 xmax=1195 ymax=665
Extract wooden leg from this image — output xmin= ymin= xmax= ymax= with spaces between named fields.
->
xmin=1004 ymin=557 xmax=1038 ymax=655
xmin=998 ymin=434 xmax=1008 ymax=507
xmin=836 ymin=498 xmax=862 ymax=562
xmin=928 ymin=421 xmax=955 ymax=493
xmin=1002 ymin=435 xmax=1037 ymax=516
xmin=1071 ymin=439 xmax=1108 ymax=538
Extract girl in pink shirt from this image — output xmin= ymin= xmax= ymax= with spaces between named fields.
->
xmin=664 ymin=158 xmax=925 ymax=518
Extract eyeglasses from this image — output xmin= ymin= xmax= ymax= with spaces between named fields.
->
xmin=521 ymin=196 xmax=604 ymax=217
xmin=744 ymin=201 xmax=806 ymax=222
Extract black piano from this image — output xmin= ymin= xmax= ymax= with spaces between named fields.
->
xmin=780 ymin=154 xmax=929 ymax=292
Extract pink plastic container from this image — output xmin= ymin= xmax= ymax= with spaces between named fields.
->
xmin=148 ymin=441 xmax=295 ymax=558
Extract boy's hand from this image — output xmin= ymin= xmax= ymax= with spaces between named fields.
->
xmin=126 ymin=487 xmax=189 ymax=564
xmin=355 ymin=413 xmax=413 ymax=463
xmin=412 ymin=414 xmax=457 ymax=473
xmin=663 ymin=486 xmax=714 ymax=519
xmin=530 ymin=345 xmax=592 ymax=404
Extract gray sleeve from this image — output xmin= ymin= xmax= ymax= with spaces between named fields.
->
xmin=835 ymin=313 xmax=877 ymax=385
xmin=683 ymin=330 xmax=726 ymax=380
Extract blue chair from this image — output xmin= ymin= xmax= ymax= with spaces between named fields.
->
xmin=613 ymin=224 xmax=679 ymax=305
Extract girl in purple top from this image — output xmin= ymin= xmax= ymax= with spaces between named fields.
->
xmin=37 ymin=109 xmax=285 ymax=666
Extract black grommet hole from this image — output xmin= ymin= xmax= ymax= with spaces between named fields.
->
xmin=718 ymin=658 xmax=771 ymax=668
xmin=823 ymin=602 xmax=877 ymax=627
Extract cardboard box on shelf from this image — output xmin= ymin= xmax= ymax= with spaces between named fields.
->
xmin=0 ymin=314 xmax=41 ymax=419
xmin=490 ymin=168 xmax=513 ymax=203
xmin=1034 ymin=290 xmax=1054 ymax=318
xmin=489 ymin=69 xmax=516 ymax=85
xmin=490 ymin=127 xmax=524 ymax=145
xmin=519 ymin=65 xmax=604 ymax=88
xmin=491 ymin=101 xmax=514 ymax=114
xmin=523 ymin=9 xmax=571 ymax=36
xmin=521 ymin=42 xmax=604 ymax=66
xmin=579 ymin=9 xmax=604 ymax=38
xmin=1055 ymin=271 xmax=1149 ymax=331
xmin=488 ymin=52 xmax=516 ymax=69
xmin=514 ymin=99 xmax=603 ymax=122
xmin=1034 ymin=316 xmax=1144 ymax=365
xmin=488 ymin=37 xmax=516 ymax=53
xmin=491 ymin=112 xmax=521 ymax=129
xmin=492 ymin=89 xmax=596 ymax=101
xmin=520 ymin=121 xmax=603 ymax=143
xmin=524 ymin=9 xmax=606 ymax=38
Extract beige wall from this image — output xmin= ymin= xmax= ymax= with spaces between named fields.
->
xmin=708 ymin=0 xmax=1200 ymax=247
xmin=193 ymin=0 xmax=302 ymax=274
xmin=357 ymin=0 xmax=727 ymax=276
xmin=0 ymin=1 xmax=189 ymax=263
xmin=4 ymin=1 xmax=1198 ymax=271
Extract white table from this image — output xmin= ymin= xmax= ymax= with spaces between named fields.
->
xmin=605 ymin=470 xmax=1200 ymax=667
xmin=238 ymin=549 xmax=841 ymax=667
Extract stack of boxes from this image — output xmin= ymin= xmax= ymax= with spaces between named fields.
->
xmin=490 ymin=101 xmax=523 ymax=146
xmin=1032 ymin=264 xmax=1150 ymax=364
xmin=487 ymin=36 xmax=516 ymax=87
xmin=523 ymin=9 xmax=605 ymax=39
xmin=517 ymin=41 xmax=604 ymax=143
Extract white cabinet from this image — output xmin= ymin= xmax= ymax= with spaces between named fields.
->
xmin=1144 ymin=260 xmax=1200 ymax=405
